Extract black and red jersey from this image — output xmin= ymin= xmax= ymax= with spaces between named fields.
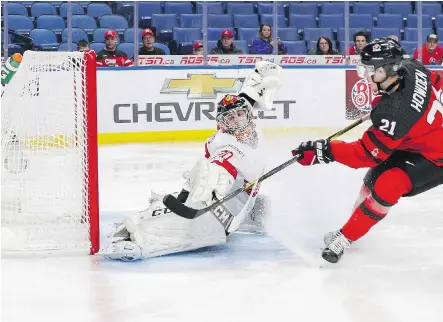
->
xmin=332 ymin=59 xmax=443 ymax=168
xmin=96 ymin=49 xmax=134 ymax=67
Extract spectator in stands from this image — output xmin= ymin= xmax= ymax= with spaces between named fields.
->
xmin=308 ymin=36 xmax=339 ymax=55
xmin=96 ymin=30 xmax=134 ymax=67
xmin=193 ymin=42 xmax=204 ymax=55
xmin=349 ymin=31 xmax=369 ymax=55
xmin=251 ymin=24 xmax=287 ymax=55
xmin=139 ymin=28 xmax=166 ymax=55
xmin=77 ymin=39 xmax=90 ymax=52
xmin=413 ymin=34 xmax=443 ymax=65
xmin=210 ymin=30 xmax=243 ymax=55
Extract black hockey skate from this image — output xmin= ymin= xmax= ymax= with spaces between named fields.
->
xmin=321 ymin=230 xmax=351 ymax=263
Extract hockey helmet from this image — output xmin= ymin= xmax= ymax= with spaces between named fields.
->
xmin=216 ymin=94 xmax=253 ymax=134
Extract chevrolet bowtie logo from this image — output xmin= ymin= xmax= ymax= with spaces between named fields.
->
xmin=160 ymin=74 xmax=244 ymax=99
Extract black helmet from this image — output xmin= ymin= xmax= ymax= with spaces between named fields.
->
xmin=216 ymin=94 xmax=253 ymax=134
xmin=360 ymin=38 xmax=404 ymax=75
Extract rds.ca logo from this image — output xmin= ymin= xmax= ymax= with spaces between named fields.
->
xmin=351 ymin=79 xmax=374 ymax=112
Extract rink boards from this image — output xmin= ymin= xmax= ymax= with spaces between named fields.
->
xmin=96 ymin=65 xmax=443 ymax=144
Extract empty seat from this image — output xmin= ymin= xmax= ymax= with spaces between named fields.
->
xmin=237 ymin=28 xmax=258 ymax=44
xmin=233 ymin=14 xmax=259 ymax=28
xmin=7 ymin=15 xmax=34 ymax=34
xmin=196 ymin=2 xmax=224 ymax=14
xmin=180 ymin=14 xmax=203 ymax=28
xmin=303 ymin=28 xmax=333 ymax=41
xmin=178 ymin=42 xmax=193 ymax=55
xmin=289 ymin=14 xmax=317 ymax=29
xmin=138 ymin=2 xmax=162 ymax=18
xmin=208 ymin=14 xmax=232 ymax=28
xmin=371 ymin=28 xmax=400 ymax=40
xmin=437 ymin=15 xmax=443 ymax=28
xmin=232 ymin=39 xmax=248 ymax=53
xmin=207 ymin=40 xmax=219 ymax=52
xmin=90 ymin=42 xmax=105 ymax=53
xmin=72 ymin=15 xmax=97 ymax=33
xmin=319 ymin=14 xmax=344 ymax=29
xmin=438 ymin=28 xmax=443 ymax=39
xmin=349 ymin=14 xmax=373 ymax=29
xmin=92 ymin=28 xmax=111 ymax=42
xmin=123 ymin=28 xmax=142 ymax=43
xmin=153 ymin=42 xmax=170 ymax=54
xmin=173 ymin=27 xmax=202 ymax=43
xmin=400 ymin=41 xmax=418 ymax=55
xmin=31 ymin=2 xmax=57 ymax=16
xmin=256 ymin=3 xmax=285 ymax=15
xmin=289 ymin=3 xmax=318 ymax=16
xmin=5 ymin=3 xmax=28 ymax=16
xmin=62 ymin=27 xmax=89 ymax=43
xmin=59 ymin=2 xmax=84 ymax=17
xmin=307 ymin=40 xmax=318 ymax=51
xmin=117 ymin=43 xmax=135 ymax=58
xmin=151 ymin=14 xmax=178 ymax=33
xmin=207 ymin=27 xmax=235 ymax=40
xmin=36 ymin=15 xmax=65 ymax=33
xmin=352 ymin=2 xmax=380 ymax=15
xmin=99 ymin=15 xmax=129 ymax=33
xmin=226 ymin=3 xmax=254 ymax=15
xmin=29 ymin=28 xmax=59 ymax=49
xmin=87 ymin=3 xmax=112 ymax=18
xmin=383 ymin=2 xmax=412 ymax=15
xmin=278 ymin=28 xmax=300 ymax=41
xmin=164 ymin=2 xmax=193 ymax=15
xmin=421 ymin=3 xmax=442 ymax=17
xmin=321 ymin=2 xmax=344 ymax=14
xmin=260 ymin=14 xmax=287 ymax=27
xmin=285 ymin=41 xmax=307 ymax=54
xmin=58 ymin=42 xmax=76 ymax=51
xmin=337 ymin=28 xmax=370 ymax=41
xmin=377 ymin=14 xmax=403 ymax=29
xmin=406 ymin=14 xmax=432 ymax=28
xmin=404 ymin=28 xmax=434 ymax=41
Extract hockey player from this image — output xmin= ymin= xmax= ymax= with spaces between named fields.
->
xmin=104 ymin=61 xmax=282 ymax=261
xmin=292 ymin=38 xmax=443 ymax=263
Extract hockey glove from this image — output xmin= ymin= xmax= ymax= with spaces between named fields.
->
xmin=292 ymin=139 xmax=334 ymax=166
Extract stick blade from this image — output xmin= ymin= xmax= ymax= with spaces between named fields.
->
xmin=163 ymin=194 xmax=198 ymax=219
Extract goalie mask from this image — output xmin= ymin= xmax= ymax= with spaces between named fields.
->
xmin=216 ymin=95 xmax=253 ymax=135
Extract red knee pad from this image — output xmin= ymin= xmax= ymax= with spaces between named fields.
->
xmin=372 ymin=168 xmax=413 ymax=206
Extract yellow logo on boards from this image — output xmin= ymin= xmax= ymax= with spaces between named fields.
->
xmin=160 ymin=74 xmax=244 ymax=99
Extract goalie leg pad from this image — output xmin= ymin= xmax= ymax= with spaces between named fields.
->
xmin=104 ymin=239 xmax=142 ymax=262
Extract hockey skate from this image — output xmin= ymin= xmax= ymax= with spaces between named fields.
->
xmin=321 ymin=230 xmax=352 ymax=263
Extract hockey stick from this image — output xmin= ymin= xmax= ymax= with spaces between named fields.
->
xmin=163 ymin=114 xmax=370 ymax=219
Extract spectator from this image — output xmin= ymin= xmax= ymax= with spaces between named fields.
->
xmin=251 ymin=24 xmax=287 ymax=55
xmin=96 ymin=30 xmax=134 ymax=67
xmin=139 ymin=28 xmax=166 ymax=55
xmin=413 ymin=34 xmax=443 ymax=65
xmin=193 ymin=42 xmax=203 ymax=55
xmin=76 ymin=39 xmax=90 ymax=52
xmin=349 ymin=31 xmax=369 ymax=55
xmin=210 ymin=30 xmax=243 ymax=54
xmin=308 ymin=36 xmax=339 ymax=55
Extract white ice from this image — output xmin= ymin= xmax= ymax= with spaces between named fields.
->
xmin=2 ymin=132 xmax=443 ymax=322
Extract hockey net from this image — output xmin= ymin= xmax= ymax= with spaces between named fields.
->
xmin=1 ymin=51 xmax=99 ymax=254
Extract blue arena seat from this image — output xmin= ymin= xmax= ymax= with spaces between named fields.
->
xmin=319 ymin=14 xmax=344 ymax=29
xmin=436 ymin=15 xmax=443 ymax=29
xmin=99 ymin=15 xmax=129 ymax=34
xmin=226 ymin=3 xmax=255 ymax=15
xmin=123 ymin=28 xmax=142 ymax=43
xmin=151 ymin=14 xmax=178 ymax=33
xmin=153 ymin=42 xmax=170 ymax=55
xmin=233 ymin=14 xmax=260 ymax=28
xmin=438 ymin=28 xmax=443 ymax=39
xmin=7 ymin=15 xmax=34 ymax=34
xmin=208 ymin=14 xmax=232 ymax=28
xmin=164 ymin=2 xmax=193 ymax=15
xmin=289 ymin=3 xmax=318 ymax=16
xmin=62 ymin=27 xmax=89 ymax=43
xmin=90 ymin=42 xmax=105 ymax=53
xmin=36 ymin=15 xmax=65 ymax=34
xmin=256 ymin=3 xmax=285 ymax=15
xmin=289 ymin=14 xmax=317 ymax=29
xmin=72 ymin=15 xmax=97 ymax=34
xmin=337 ymin=28 xmax=370 ymax=41
xmin=59 ymin=2 xmax=84 ymax=17
xmin=371 ymin=27 xmax=400 ymax=40
xmin=92 ymin=28 xmax=111 ymax=42
xmin=233 ymin=39 xmax=248 ymax=53
xmin=237 ymin=28 xmax=258 ymax=45
xmin=321 ymin=2 xmax=344 ymax=14
xmin=207 ymin=27 xmax=235 ymax=41
xmin=117 ymin=43 xmax=135 ymax=58
xmin=207 ymin=40 xmax=219 ymax=52
xmin=180 ymin=14 xmax=203 ymax=28
xmin=404 ymin=28 xmax=434 ymax=41
xmin=138 ymin=1 xmax=162 ymax=18
xmin=277 ymin=28 xmax=300 ymax=41
xmin=87 ymin=3 xmax=112 ymax=18
xmin=285 ymin=41 xmax=307 ymax=54
xmin=31 ymin=2 xmax=57 ymax=17
xmin=29 ymin=28 xmax=59 ymax=49
xmin=352 ymin=2 xmax=380 ymax=15
xmin=196 ymin=2 xmax=224 ymax=14
xmin=58 ymin=42 xmax=75 ymax=51
xmin=173 ymin=27 xmax=202 ymax=43
xmin=406 ymin=14 xmax=432 ymax=28
xmin=5 ymin=3 xmax=28 ymax=16
xmin=349 ymin=14 xmax=373 ymax=29
xmin=260 ymin=14 xmax=287 ymax=28
xmin=383 ymin=2 xmax=412 ymax=15
xmin=400 ymin=41 xmax=418 ymax=55
xmin=421 ymin=3 xmax=442 ymax=17
xmin=377 ymin=14 xmax=404 ymax=29
xmin=303 ymin=28 xmax=333 ymax=41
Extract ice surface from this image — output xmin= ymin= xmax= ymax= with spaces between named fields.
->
xmin=2 ymin=133 xmax=443 ymax=322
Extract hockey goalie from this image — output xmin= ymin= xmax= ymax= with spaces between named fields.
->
xmin=104 ymin=61 xmax=282 ymax=261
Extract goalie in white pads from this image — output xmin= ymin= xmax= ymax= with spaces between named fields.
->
xmin=104 ymin=61 xmax=282 ymax=261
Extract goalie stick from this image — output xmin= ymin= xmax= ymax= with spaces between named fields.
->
xmin=163 ymin=113 xmax=370 ymax=219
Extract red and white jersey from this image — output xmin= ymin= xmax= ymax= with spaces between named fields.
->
xmin=204 ymin=128 xmax=265 ymax=216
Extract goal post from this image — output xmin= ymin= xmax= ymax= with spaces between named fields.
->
xmin=1 ymin=50 xmax=99 ymax=254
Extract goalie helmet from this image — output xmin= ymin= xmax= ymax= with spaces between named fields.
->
xmin=216 ymin=94 xmax=253 ymax=134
